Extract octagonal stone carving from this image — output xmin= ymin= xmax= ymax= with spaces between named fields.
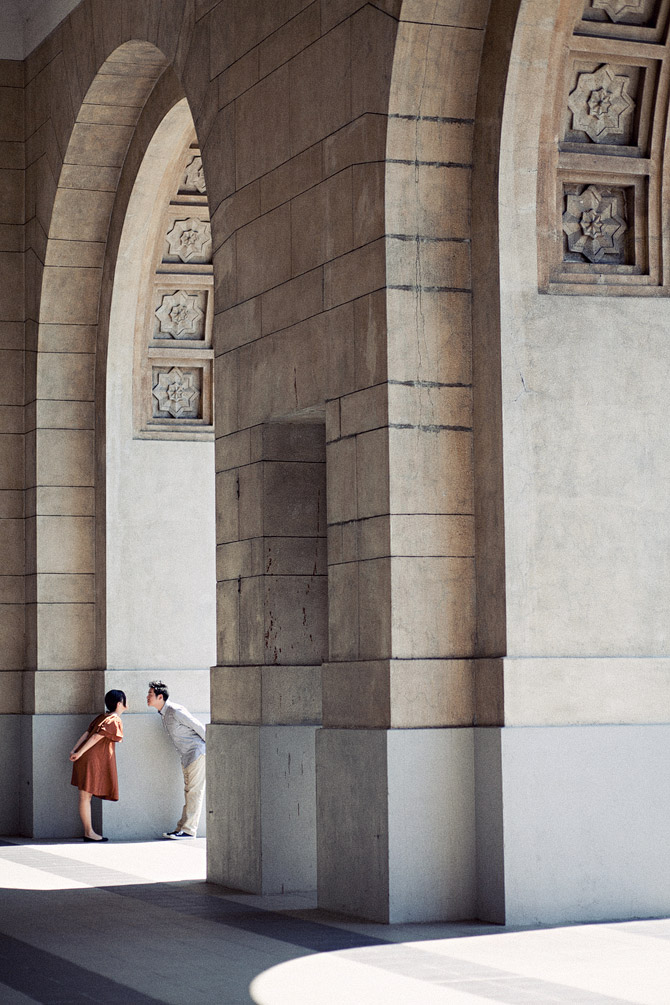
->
xmin=166 ymin=218 xmax=212 ymax=263
xmin=591 ymin=0 xmax=650 ymax=21
xmin=568 ymin=65 xmax=634 ymax=143
xmin=152 ymin=367 xmax=200 ymax=417
xmin=183 ymin=155 xmax=206 ymax=193
xmin=155 ymin=290 xmax=205 ymax=339
xmin=562 ymin=185 xmax=627 ymax=263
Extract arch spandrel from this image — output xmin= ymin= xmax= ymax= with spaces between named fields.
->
xmin=378 ymin=0 xmax=489 ymax=691
xmin=29 ymin=41 xmax=194 ymax=704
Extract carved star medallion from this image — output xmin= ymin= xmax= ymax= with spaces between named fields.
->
xmin=184 ymin=155 xmax=206 ymax=193
xmin=591 ymin=0 xmax=646 ymax=21
xmin=166 ymin=218 xmax=212 ymax=263
xmin=562 ymin=185 xmax=627 ymax=264
xmin=155 ymin=290 xmax=204 ymax=339
xmin=568 ymin=65 xmax=633 ymax=142
xmin=152 ymin=367 xmax=200 ymax=417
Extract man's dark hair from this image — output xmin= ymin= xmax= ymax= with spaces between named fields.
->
xmin=105 ymin=689 xmax=126 ymax=712
xmin=149 ymin=680 xmax=169 ymax=701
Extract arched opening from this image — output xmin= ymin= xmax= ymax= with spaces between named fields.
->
xmin=26 ymin=39 xmax=215 ymax=840
xmin=103 ymin=97 xmax=215 ymax=839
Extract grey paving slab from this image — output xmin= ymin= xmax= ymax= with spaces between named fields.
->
xmin=0 ymin=982 xmax=41 ymax=1004
xmin=0 ymin=840 xmax=668 ymax=1005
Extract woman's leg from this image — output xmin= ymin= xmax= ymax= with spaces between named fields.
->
xmin=78 ymin=790 xmax=102 ymax=839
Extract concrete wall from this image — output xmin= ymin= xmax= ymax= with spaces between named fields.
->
xmin=106 ymin=98 xmax=216 ymax=673
xmin=477 ymin=725 xmax=670 ymax=925
xmin=500 ymin=0 xmax=670 ymax=658
xmin=101 ymin=668 xmax=209 ymax=840
xmin=0 ymin=715 xmax=20 ymax=834
xmin=4 ymin=0 xmax=670 ymax=928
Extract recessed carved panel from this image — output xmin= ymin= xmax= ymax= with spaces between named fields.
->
xmin=561 ymin=59 xmax=656 ymax=154
xmin=182 ymin=155 xmax=206 ymax=193
xmin=165 ymin=218 xmax=212 ymax=264
xmin=152 ymin=366 xmax=202 ymax=419
xmin=583 ymin=0 xmax=657 ymax=25
xmin=567 ymin=64 xmax=635 ymax=142
xmin=539 ymin=0 xmax=670 ymax=293
xmin=136 ymin=135 xmax=214 ymax=440
xmin=154 ymin=289 xmax=206 ymax=340
xmin=562 ymin=184 xmax=629 ymax=263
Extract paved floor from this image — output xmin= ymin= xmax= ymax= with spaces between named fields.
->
xmin=0 ymin=838 xmax=668 ymax=1004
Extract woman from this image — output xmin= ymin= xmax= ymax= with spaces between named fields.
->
xmin=69 ymin=689 xmax=127 ymax=842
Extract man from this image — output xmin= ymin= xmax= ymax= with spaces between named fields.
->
xmin=147 ymin=680 xmax=206 ymax=839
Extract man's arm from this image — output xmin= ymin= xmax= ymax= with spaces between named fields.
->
xmin=173 ymin=705 xmax=207 ymax=741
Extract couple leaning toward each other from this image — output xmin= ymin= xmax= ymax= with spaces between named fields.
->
xmin=70 ymin=680 xmax=206 ymax=843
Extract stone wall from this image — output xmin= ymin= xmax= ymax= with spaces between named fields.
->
xmin=2 ymin=0 xmax=670 ymax=925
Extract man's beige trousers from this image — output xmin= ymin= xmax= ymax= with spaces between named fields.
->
xmin=176 ymin=753 xmax=206 ymax=836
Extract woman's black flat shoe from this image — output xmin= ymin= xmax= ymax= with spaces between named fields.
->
xmin=83 ymin=836 xmax=108 ymax=842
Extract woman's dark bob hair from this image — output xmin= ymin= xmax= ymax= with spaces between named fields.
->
xmin=105 ymin=689 xmax=127 ymax=712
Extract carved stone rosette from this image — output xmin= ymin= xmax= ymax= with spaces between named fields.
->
xmin=562 ymin=185 xmax=627 ymax=263
xmin=591 ymin=0 xmax=648 ymax=22
xmin=166 ymin=218 xmax=212 ymax=263
xmin=155 ymin=290 xmax=205 ymax=339
xmin=136 ymin=139 xmax=213 ymax=438
xmin=183 ymin=155 xmax=206 ymax=193
xmin=152 ymin=367 xmax=200 ymax=418
xmin=568 ymin=64 xmax=634 ymax=142
xmin=540 ymin=0 xmax=669 ymax=290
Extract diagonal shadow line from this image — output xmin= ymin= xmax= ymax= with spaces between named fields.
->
xmin=0 ymin=844 xmax=391 ymax=954
xmin=105 ymin=882 xmax=391 ymax=952
xmin=0 ymin=930 xmax=167 ymax=1005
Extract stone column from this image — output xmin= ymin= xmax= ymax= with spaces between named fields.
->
xmin=0 ymin=59 xmax=25 ymax=835
xmin=319 ymin=366 xmax=477 ymax=922
xmin=208 ymin=421 xmax=326 ymax=893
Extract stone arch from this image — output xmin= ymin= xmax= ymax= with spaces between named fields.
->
xmin=103 ymin=95 xmax=215 ymax=838
xmin=30 ymin=42 xmax=169 ymax=695
xmin=28 ymin=41 xmax=182 ymax=711
xmin=473 ymin=0 xmax=670 ymax=923
xmin=498 ymin=0 xmax=670 ymax=671
xmin=23 ymin=23 xmax=216 ymax=834
xmin=382 ymin=0 xmax=490 ymax=716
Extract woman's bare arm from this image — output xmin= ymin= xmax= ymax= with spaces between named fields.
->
xmin=69 ymin=733 xmax=103 ymax=761
xmin=70 ymin=730 xmax=89 ymax=756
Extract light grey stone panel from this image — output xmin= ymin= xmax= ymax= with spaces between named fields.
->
xmin=206 ymin=724 xmax=261 ymax=891
xmin=499 ymin=724 xmax=670 ymax=925
xmin=103 ymin=669 xmax=210 ymax=718
xmin=387 ymin=728 xmax=476 ymax=923
xmin=316 ymin=728 xmax=390 ymax=921
xmin=0 ymin=714 xmax=20 ymax=834
xmin=259 ymin=725 xmax=317 ymax=894
xmin=474 ymin=727 xmax=505 ymax=923
xmin=317 ymin=727 xmax=477 ymax=923
xmin=21 ymin=714 xmax=93 ymax=838
xmin=101 ymin=710 xmax=209 ymax=840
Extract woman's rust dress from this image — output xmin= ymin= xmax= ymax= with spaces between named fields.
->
xmin=70 ymin=712 xmax=123 ymax=801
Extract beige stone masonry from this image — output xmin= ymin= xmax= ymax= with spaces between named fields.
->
xmin=260 ymin=142 xmax=322 ymax=215
xmin=475 ymin=658 xmax=670 ymax=727
xmin=322 ymin=658 xmax=475 ymax=728
xmin=211 ymin=665 xmax=322 ymax=725
xmin=0 ymin=671 xmax=22 ymax=713
xmin=215 ymin=421 xmax=327 ymax=674
xmin=22 ymin=669 xmax=100 ymax=715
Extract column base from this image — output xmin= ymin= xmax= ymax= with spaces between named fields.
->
xmin=207 ymin=723 xmax=317 ymax=894
xmin=476 ymin=724 xmax=670 ymax=925
xmin=0 ymin=714 xmax=21 ymax=834
xmin=316 ymin=727 xmax=476 ymax=923
xmin=19 ymin=713 xmax=94 ymax=837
